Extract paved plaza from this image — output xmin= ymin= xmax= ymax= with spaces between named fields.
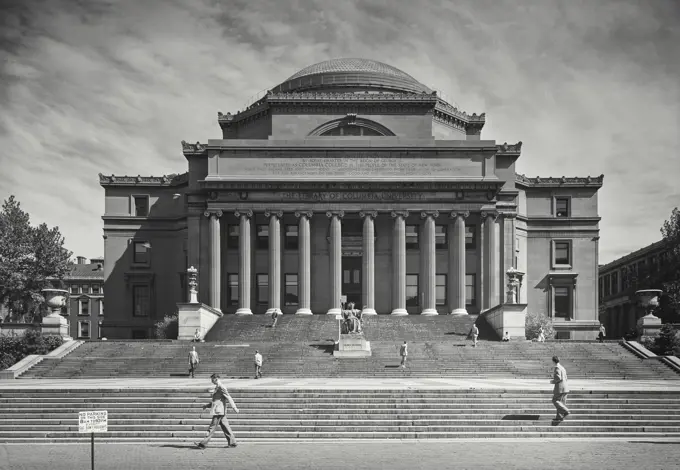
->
xmin=2 ymin=440 xmax=679 ymax=470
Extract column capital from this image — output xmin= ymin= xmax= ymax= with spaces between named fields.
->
xmin=234 ymin=209 xmax=253 ymax=219
xmin=391 ymin=210 xmax=409 ymax=219
xmin=295 ymin=210 xmax=313 ymax=219
xmin=420 ymin=210 xmax=439 ymax=219
xmin=500 ymin=212 xmax=517 ymax=220
xmin=450 ymin=210 xmax=470 ymax=220
xmin=264 ymin=210 xmax=283 ymax=219
xmin=481 ymin=210 xmax=499 ymax=221
xmin=359 ymin=210 xmax=378 ymax=219
xmin=203 ymin=209 xmax=223 ymax=218
xmin=326 ymin=210 xmax=345 ymax=219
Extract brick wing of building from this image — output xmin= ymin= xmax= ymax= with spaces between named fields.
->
xmin=99 ymin=58 xmax=603 ymax=340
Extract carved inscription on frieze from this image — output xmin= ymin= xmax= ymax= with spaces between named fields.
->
xmin=216 ymin=153 xmax=481 ymax=178
xmin=280 ymin=191 xmax=425 ymax=201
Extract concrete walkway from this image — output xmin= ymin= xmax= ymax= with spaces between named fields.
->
xmin=2 ymin=377 xmax=680 ymax=391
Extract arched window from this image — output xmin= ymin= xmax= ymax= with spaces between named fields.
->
xmin=320 ymin=125 xmax=383 ymax=137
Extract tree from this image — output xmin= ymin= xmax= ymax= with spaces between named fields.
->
xmin=659 ymin=207 xmax=680 ymax=316
xmin=0 ymin=196 xmax=73 ymax=322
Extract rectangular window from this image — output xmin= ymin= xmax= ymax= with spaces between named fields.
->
xmin=598 ymin=277 xmax=604 ymax=301
xmin=285 ymin=225 xmax=299 ymax=250
xmin=78 ymin=321 xmax=90 ymax=339
xmin=70 ymin=285 xmax=79 ymax=294
xmin=465 ymin=274 xmax=476 ymax=306
xmin=285 ymin=274 xmax=299 ymax=306
xmin=256 ymin=225 xmax=269 ymax=250
xmin=133 ymin=241 xmax=150 ymax=264
xmin=79 ymin=299 xmax=89 ymax=316
xmin=133 ymin=195 xmax=149 ymax=217
xmin=81 ymin=285 xmax=90 ymax=294
xmin=436 ymin=274 xmax=446 ymax=306
xmin=465 ymin=226 xmax=476 ymax=249
xmin=554 ymin=241 xmax=571 ymax=266
xmin=227 ymin=274 xmax=239 ymax=306
xmin=555 ymin=197 xmax=570 ymax=217
xmin=227 ymin=226 xmax=239 ymax=249
xmin=406 ymin=274 xmax=419 ymax=307
xmin=406 ymin=225 xmax=419 ymax=250
xmin=132 ymin=285 xmax=150 ymax=317
xmin=257 ymin=274 xmax=268 ymax=304
xmin=92 ymin=284 xmax=101 ymax=294
xmin=604 ymin=274 xmax=611 ymax=297
xmin=435 ymin=225 xmax=447 ymax=249
xmin=554 ymin=286 xmax=571 ymax=318
xmin=99 ymin=300 xmax=104 ymax=316
xmin=611 ymin=271 xmax=619 ymax=295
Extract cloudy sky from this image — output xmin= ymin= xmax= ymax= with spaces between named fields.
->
xmin=0 ymin=0 xmax=678 ymax=265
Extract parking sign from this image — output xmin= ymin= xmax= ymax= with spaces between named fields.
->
xmin=79 ymin=410 xmax=108 ymax=433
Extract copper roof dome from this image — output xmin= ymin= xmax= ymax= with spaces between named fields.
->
xmin=272 ymin=58 xmax=432 ymax=94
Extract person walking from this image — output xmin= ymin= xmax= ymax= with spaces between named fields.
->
xmin=550 ymin=355 xmax=571 ymax=422
xmin=598 ymin=323 xmax=606 ymax=342
xmin=399 ymin=341 xmax=408 ymax=368
xmin=195 ymin=373 xmax=239 ymax=449
xmin=470 ymin=324 xmax=479 ymax=347
xmin=188 ymin=346 xmax=199 ymax=379
xmin=271 ymin=308 xmax=280 ymax=328
xmin=254 ymin=350 xmax=263 ymax=379
xmin=537 ymin=327 xmax=545 ymax=343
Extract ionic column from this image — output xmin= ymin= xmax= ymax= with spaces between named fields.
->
xmin=204 ymin=210 xmax=223 ymax=311
xmin=449 ymin=211 xmax=469 ymax=314
xmin=360 ymin=211 xmax=377 ymax=315
xmin=326 ymin=211 xmax=344 ymax=315
xmin=235 ymin=209 xmax=253 ymax=315
xmin=295 ymin=211 xmax=313 ymax=315
xmin=482 ymin=211 xmax=499 ymax=310
xmin=421 ymin=211 xmax=439 ymax=315
xmin=265 ymin=210 xmax=282 ymax=316
xmin=391 ymin=211 xmax=408 ymax=315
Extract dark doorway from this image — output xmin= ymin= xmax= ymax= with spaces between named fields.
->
xmin=342 ymin=257 xmax=362 ymax=307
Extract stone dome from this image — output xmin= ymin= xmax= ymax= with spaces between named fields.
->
xmin=272 ymin=58 xmax=433 ymax=94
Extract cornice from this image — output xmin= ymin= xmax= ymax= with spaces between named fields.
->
xmin=99 ymin=173 xmax=188 ymax=187
xmin=496 ymin=142 xmax=522 ymax=155
xmin=181 ymin=140 xmax=208 ymax=156
xmin=516 ymin=215 xmax=601 ymax=224
xmin=515 ymin=173 xmax=604 ymax=188
xmin=198 ymin=181 xmax=506 ymax=191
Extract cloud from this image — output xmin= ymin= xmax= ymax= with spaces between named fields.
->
xmin=0 ymin=0 xmax=678 ymax=264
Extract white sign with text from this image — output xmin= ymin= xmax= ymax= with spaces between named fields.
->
xmin=79 ymin=410 xmax=108 ymax=433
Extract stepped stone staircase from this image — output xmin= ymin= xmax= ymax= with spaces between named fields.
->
xmin=4 ymin=315 xmax=680 ymax=442
xmin=2 ymin=388 xmax=680 ymax=442
xmin=20 ymin=315 xmax=680 ymax=380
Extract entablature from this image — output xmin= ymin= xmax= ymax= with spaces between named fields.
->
xmin=99 ymin=173 xmax=189 ymax=188
xmin=515 ymin=173 xmax=604 ymax=188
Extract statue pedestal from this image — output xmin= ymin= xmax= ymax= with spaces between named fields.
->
xmin=334 ymin=334 xmax=372 ymax=358
xmin=41 ymin=314 xmax=71 ymax=340
xmin=637 ymin=314 xmax=662 ymax=337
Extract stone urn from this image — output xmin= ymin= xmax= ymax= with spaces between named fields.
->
xmin=41 ymin=288 xmax=70 ymax=339
xmin=635 ymin=289 xmax=663 ymax=337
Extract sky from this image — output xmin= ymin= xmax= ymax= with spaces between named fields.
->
xmin=0 ymin=0 xmax=678 ymax=265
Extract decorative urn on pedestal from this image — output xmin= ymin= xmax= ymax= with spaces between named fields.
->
xmin=41 ymin=288 xmax=71 ymax=339
xmin=635 ymin=289 xmax=663 ymax=337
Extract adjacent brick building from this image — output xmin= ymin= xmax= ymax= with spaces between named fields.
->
xmin=60 ymin=256 xmax=105 ymax=340
xmin=99 ymin=58 xmax=603 ymax=339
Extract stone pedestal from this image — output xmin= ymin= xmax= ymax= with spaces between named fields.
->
xmin=334 ymin=333 xmax=372 ymax=358
xmin=41 ymin=314 xmax=70 ymax=340
xmin=637 ymin=314 xmax=662 ymax=337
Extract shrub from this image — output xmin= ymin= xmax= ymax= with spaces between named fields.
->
xmin=0 ymin=331 xmax=64 ymax=370
xmin=525 ymin=311 xmax=555 ymax=340
xmin=154 ymin=314 xmax=178 ymax=339
xmin=638 ymin=324 xmax=680 ymax=356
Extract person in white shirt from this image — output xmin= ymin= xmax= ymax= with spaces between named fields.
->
xmin=502 ymin=331 xmax=510 ymax=342
xmin=188 ymin=346 xmax=199 ymax=379
xmin=537 ymin=327 xmax=545 ymax=343
xmin=254 ymin=350 xmax=263 ymax=379
xmin=399 ymin=341 xmax=408 ymax=368
xmin=470 ymin=324 xmax=479 ymax=347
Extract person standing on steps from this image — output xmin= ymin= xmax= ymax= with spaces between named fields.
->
xmin=254 ymin=350 xmax=263 ymax=379
xmin=597 ymin=323 xmax=606 ymax=342
xmin=470 ymin=324 xmax=479 ymax=347
xmin=196 ymin=373 xmax=239 ymax=449
xmin=271 ymin=308 xmax=281 ymax=328
xmin=188 ymin=346 xmax=199 ymax=379
xmin=399 ymin=341 xmax=408 ymax=368
xmin=550 ymin=355 xmax=571 ymax=422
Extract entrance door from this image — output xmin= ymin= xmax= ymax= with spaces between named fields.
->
xmin=342 ymin=257 xmax=362 ymax=307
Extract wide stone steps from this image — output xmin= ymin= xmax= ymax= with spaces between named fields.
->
xmin=2 ymin=389 xmax=680 ymax=442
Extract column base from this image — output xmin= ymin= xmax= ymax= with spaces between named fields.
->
xmin=450 ymin=308 xmax=469 ymax=315
xmin=391 ymin=308 xmax=408 ymax=316
xmin=235 ymin=308 xmax=252 ymax=315
xmin=295 ymin=308 xmax=313 ymax=315
xmin=420 ymin=308 xmax=439 ymax=315
xmin=361 ymin=308 xmax=377 ymax=315
xmin=326 ymin=308 xmax=342 ymax=315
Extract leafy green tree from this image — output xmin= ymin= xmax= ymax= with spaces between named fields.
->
xmin=0 ymin=196 xmax=72 ymax=322
xmin=525 ymin=311 xmax=555 ymax=340
xmin=658 ymin=207 xmax=680 ymax=319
